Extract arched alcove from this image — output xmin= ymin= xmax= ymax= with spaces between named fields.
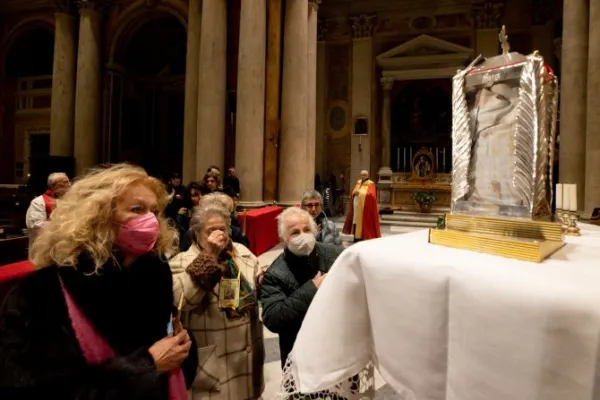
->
xmin=107 ymin=16 xmax=186 ymax=178
xmin=1 ymin=26 xmax=54 ymax=183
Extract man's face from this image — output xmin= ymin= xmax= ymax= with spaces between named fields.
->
xmin=228 ymin=168 xmax=236 ymax=176
xmin=52 ymin=176 xmax=71 ymax=198
xmin=171 ymin=177 xmax=181 ymax=186
xmin=302 ymin=197 xmax=322 ymax=219
xmin=207 ymin=177 xmax=217 ymax=191
xmin=284 ymin=215 xmax=313 ymax=243
xmin=360 ymin=171 xmax=369 ymax=181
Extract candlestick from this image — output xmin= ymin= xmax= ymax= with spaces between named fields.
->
xmin=435 ymin=147 xmax=439 ymax=170
xmin=442 ymin=148 xmax=446 ymax=171
xmin=568 ymin=184 xmax=577 ymax=211
xmin=396 ymin=147 xmax=400 ymax=171
xmin=403 ymin=147 xmax=406 ymax=171
xmin=555 ymin=183 xmax=563 ymax=210
xmin=566 ymin=211 xmax=581 ymax=236
xmin=563 ymin=186 xmax=571 ymax=212
xmin=409 ymin=147 xmax=413 ymax=164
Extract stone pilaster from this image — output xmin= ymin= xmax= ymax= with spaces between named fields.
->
xmin=585 ymin=0 xmax=600 ymax=215
xmin=560 ymin=0 xmax=588 ymax=211
xmin=196 ymin=0 xmax=227 ymax=177
xmin=182 ymin=0 xmax=201 ymax=182
xmin=278 ymin=0 xmax=308 ymax=204
xmin=236 ymin=0 xmax=267 ymax=206
xmin=472 ymin=0 xmax=505 ymax=57
xmin=306 ymin=0 xmax=319 ymax=193
xmin=50 ymin=9 xmax=76 ymax=157
xmin=73 ymin=0 xmax=103 ymax=173
xmin=350 ymin=14 xmax=375 ymax=184
xmin=378 ymin=77 xmax=394 ymax=182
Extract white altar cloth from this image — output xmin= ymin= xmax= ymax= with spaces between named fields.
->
xmin=285 ymin=224 xmax=600 ymax=400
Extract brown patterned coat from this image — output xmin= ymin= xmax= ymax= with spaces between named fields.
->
xmin=169 ymin=243 xmax=264 ymax=400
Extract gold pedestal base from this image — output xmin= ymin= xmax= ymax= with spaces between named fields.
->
xmin=429 ymin=214 xmax=566 ymax=263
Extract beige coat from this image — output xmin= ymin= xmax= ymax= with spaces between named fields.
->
xmin=169 ymin=243 xmax=264 ymax=400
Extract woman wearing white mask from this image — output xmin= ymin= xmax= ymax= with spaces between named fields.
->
xmin=259 ymin=207 xmax=343 ymax=368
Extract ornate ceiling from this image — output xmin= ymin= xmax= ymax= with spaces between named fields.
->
xmin=320 ymin=0 xmax=475 ymax=17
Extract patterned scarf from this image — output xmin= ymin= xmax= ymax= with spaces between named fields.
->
xmin=217 ymin=247 xmax=257 ymax=319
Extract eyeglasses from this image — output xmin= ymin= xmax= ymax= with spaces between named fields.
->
xmin=303 ymin=202 xmax=321 ymax=209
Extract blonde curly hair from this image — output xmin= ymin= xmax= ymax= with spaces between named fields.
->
xmin=30 ymin=163 xmax=178 ymax=271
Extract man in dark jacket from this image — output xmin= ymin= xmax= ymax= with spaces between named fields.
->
xmin=260 ymin=207 xmax=343 ymax=367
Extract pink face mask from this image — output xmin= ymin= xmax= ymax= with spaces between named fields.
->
xmin=116 ymin=213 xmax=160 ymax=256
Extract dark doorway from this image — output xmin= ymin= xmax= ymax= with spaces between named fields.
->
xmin=1 ymin=26 xmax=54 ymax=183
xmin=110 ymin=17 xmax=186 ymax=179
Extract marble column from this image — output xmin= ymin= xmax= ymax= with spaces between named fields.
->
xmin=560 ymin=0 xmax=588 ymax=211
xmin=236 ymin=0 xmax=266 ymax=206
xmin=50 ymin=11 xmax=76 ymax=157
xmin=306 ymin=1 xmax=319 ymax=192
xmin=182 ymin=0 xmax=201 ymax=182
xmin=263 ymin=0 xmax=283 ymax=201
xmin=196 ymin=0 xmax=227 ymax=177
xmin=349 ymin=14 xmax=376 ymax=183
xmin=586 ymin=0 xmax=600 ymax=215
xmin=378 ymin=77 xmax=394 ymax=182
xmin=73 ymin=2 xmax=101 ymax=174
xmin=278 ymin=0 xmax=308 ymax=204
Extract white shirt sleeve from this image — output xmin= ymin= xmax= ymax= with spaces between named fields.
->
xmin=26 ymin=196 xmax=48 ymax=237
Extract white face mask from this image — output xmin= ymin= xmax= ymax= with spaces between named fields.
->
xmin=287 ymin=233 xmax=316 ymax=256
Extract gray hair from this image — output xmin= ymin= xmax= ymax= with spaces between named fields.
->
xmin=47 ymin=172 xmax=68 ymax=188
xmin=300 ymin=189 xmax=322 ymax=206
xmin=190 ymin=202 xmax=231 ymax=235
xmin=277 ymin=207 xmax=317 ymax=241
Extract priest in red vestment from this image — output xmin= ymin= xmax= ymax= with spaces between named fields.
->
xmin=343 ymin=170 xmax=381 ymax=241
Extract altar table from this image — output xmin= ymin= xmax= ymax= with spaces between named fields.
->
xmin=237 ymin=206 xmax=283 ymax=256
xmin=283 ymin=224 xmax=600 ymax=400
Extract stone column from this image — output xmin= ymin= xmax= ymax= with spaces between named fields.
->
xmin=196 ymin=0 xmax=227 ymax=177
xmin=306 ymin=1 xmax=319 ymax=192
xmin=236 ymin=0 xmax=266 ymax=206
xmin=349 ymin=14 xmax=376 ymax=182
xmin=182 ymin=0 xmax=201 ymax=182
xmin=315 ymin=25 xmax=326 ymax=177
xmin=278 ymin=0 xmax=308 ymax=204
xmin=560 ymin=0 xmax=588 ymax=211
xmin=73 ymin=1 xmax=102 ymax=174
xmin=473 ymin=1 xmax=504 ymax=57
xmin=378 ymin=77 xmax=394 ymax=182
xmin=263 ymin=0 xmax=283 ymax=201
xmin=50 ymin=10 xmax=76 ymax=157
xmin=586 ymin=0 xmax=600 ymax=215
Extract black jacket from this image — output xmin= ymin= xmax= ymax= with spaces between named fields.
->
xmin=260 ymin=242 xmax=343 ymax=366
xmin=0 ymin=253 xmax=197 ymax=400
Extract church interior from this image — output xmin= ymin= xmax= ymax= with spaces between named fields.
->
xmin=2 ymin=0 xmax=600 ymax=398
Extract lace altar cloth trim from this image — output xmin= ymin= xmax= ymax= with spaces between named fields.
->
xmin=276 ymin=356 xmax=376 ymax=399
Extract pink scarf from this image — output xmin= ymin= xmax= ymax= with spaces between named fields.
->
xmin=59 ymin=277 xmax=187 ymax=400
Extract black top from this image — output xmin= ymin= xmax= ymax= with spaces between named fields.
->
xmin=0 ymin=253 xmax=197 ymax=400
xmin=260 ymin=242 xmax=343 ymax=366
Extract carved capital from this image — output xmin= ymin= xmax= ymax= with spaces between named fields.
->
xmin=472 ymin=0 xmax=505 ymax=29
xmin=381 ymin=77 xmax=394 ymax=91
xmin=317 ymin=18 xmax=328 ymax=42
xmin=349 ymin=14 xmax=377 ymax=39
xmin=76 ymin=0 xmax=110 ymax=12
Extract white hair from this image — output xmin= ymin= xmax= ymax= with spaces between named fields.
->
xmin=277 ymin=207 xmax=317 ymax=241
xmin=47 ymin=172 xmax=68 ymax=188
xmin=190 ymin=202 xmax=231 ymax=235
xmin=300 ymin=189 xmax=322 ymax=206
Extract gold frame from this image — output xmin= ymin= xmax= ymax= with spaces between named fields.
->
xmin=410 ymin=147 xmax=435 ymax=181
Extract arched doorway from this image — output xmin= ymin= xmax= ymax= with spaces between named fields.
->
xmin=108 ymin=16 xmax=186 ymax=179
xmin=1 ymin=26 xmax=54 ymax=183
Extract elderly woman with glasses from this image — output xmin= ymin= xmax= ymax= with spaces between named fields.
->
xmin=301 ymin=189 xmax=342 ymax=246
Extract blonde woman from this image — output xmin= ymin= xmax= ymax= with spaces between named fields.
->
xmin=170 ymin=202 xmax=264 ymax=400
xmin=0 ymin=164 xmax=197 ymax=400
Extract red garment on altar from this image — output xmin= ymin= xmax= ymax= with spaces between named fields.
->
xmin=343 ymin=179 xmax=381 ymax=240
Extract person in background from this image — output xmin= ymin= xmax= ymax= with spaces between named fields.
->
xmin=180 ymin=192 xmax=249 ymax=252
xmin=343 ymin=169 xmax=381 ymax=242
xmin=223 ymin=167 xmax=241 ymax=196
xmin=166 ymin=173 xmax=186 ymax=221
xmin=301 ymin=189 xmax=342 ymax=246
xmin=0 ymin=164 xmax=197 ymax=399
xmin=203 ymin=171 xmax=221 ymax=193
xmin=176 ymin=182 xmax=210 ymax=244
xmin=260 ymin=207 xmax=342 ymax=367
xmin=25 ymin=172 xmax=70 ymax=244
xmin=169 ymin=202 xmax=264 ymax=400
